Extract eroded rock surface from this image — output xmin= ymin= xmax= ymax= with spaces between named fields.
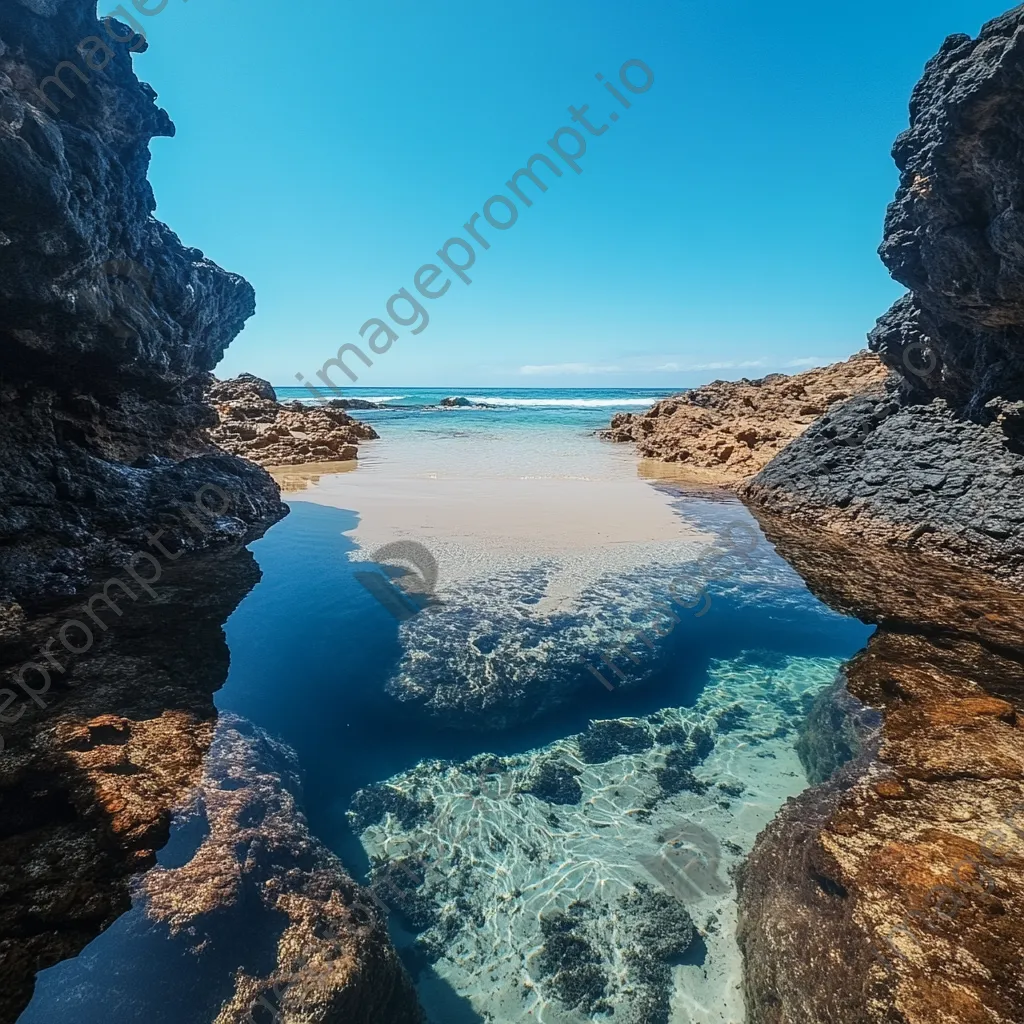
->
xmin=0 ymin=551 xmax=257 ymax=1022
xmin=603 ymin=352 xmax=888 ymax=485
xmin=0 ymin=0 xmax=286 ymax=611
xmin=142 ymin=717 xmax=423 ymax=1024
xmin=207 ymin=374 xmax=379 ymax=467
xmin=744 ymin=8 xmax=1024 ymax=585
xmin=737 ymin=516 xmax=1024 ymax=1024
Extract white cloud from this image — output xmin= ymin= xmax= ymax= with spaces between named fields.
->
xmin=519 ymin=362 xmax=623 ymax=375
xmin=784 ymin=357 xmax=825 ymax=368
xmin=654 ymin=359 xmax=767 ymax=372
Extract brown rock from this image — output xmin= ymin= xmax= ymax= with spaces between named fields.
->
xmin=736 ymin=515 xmax=1024 ymax=1024
xmin=602 ymin=352 xmax=889 ymax=485
xmin=207 ymin=374 xmax=379 ymax=468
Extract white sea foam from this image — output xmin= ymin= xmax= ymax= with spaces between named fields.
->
xmin=461 ymin=396 xmax=664 ymax=408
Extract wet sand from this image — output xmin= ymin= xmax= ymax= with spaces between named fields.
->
xmin=268 ymin=428 xmax=714 ymax=607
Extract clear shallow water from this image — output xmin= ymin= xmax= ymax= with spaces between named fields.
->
xmin=19 ymin=393 xmax=874 ymax=1024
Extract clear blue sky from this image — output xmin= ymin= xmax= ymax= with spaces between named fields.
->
xmin=122 ymin=0 xmax=1008 ymax=388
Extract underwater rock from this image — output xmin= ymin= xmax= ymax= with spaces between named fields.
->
xmin=796 ymin=675 xmax=882 ymax=785
xmin=618 ymin=883 xmax=697 ymax=1024
xmin=207 ymin=374 xmax=379 ymax=467
xmin=519 ymin=757 xmax=583 ymax=805
xmin=347 ymin=782 xmax=434 ymax=833
xmin=577 ymin=719 xmax=655 ymax=763
xmin=536 ymin=904 xmax=610 ymax=1015
xmin=0 ymin=0 xmax=286 ymax=610
xmin=142 ymin=718 xmax=423 ymax=1024
xmin=602 ymin=352 xmax=888 ymax=484
xmin=736 ymin=516 xmax=1024 ymax=1024
xmin=744 ymin=9 xmax=1024 ymax=588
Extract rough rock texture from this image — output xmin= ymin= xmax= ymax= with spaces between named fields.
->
xmin=0 ymin=554 xmax=423 ymax=1024
xmin=737 ymin=515 xmax=1024 ymax=1024
xmin=745 ymin=8 xmax=1024 ymax=585
xmin=745 ymin=392 xmax=1024 ymax=584
xmin=207 ymin=374 xmax=379 ymax=467
xmin=142 ymin=718 xmax=423 ymax=1024
xmin=0 ymin=0 xmax=286 ymax=612
xmin=602 ymin=352 xmax=889 ymax=485
xmin=0 ymin=551 xmax=255 ymax=1022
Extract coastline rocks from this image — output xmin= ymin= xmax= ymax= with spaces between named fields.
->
xmin=207 ymin=374 xmax=379 ymax=467
xmin=602 ymin=352 xmax=889 ymax=485
xmin=744 ymin=9 xmax=1024 ymax=587
xmin=0 ymin=0 xmax=286 ymax=609
xmin=0 ymin=551 xmax=260 ymax=1022
xmin=736 ymin=517 xmax=1024 ymax=1024
xmin=0 ymin=552 xmax=423 ymax=1024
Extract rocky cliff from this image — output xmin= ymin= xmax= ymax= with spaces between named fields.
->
xmin=603 ymin=352 xmax=889 ymax=485
xmin=736 ymin=515 xmax=1024 ymax=1024
xmin=744 ymin=7 xmax=1024 ymax=587
xmin=0 ymin=0 xmax=286 ymax=614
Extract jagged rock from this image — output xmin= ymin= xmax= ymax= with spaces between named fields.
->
xmin=144 ymin=718 xmax=423 ymax=1024
xmin=207 ymin=374 xmax=378 ymax=467
xmin=744 ymin=9 xmax=1024 ymax=587
xmin=0 ymin=0 xmax=287 ymax=612
xmin=736 ymin=515 xmax=1024 ymax=1024
xmin=0 ymin=550 xmax=424 ymax=1024
xmin=602 ymin=352 xmax=889 ymax=485
xmin=744 ymin=392 xmax=1024 ymax=584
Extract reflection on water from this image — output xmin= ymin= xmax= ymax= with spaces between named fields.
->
xmin=266 ymin=459 xmax=357 ymax=493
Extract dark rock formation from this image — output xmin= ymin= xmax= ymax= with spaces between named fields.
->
xmin=744 ymin=8 xmax=1024 ymax=586
xmin=0 ymin=0 xmax=286 ymax=613
xmin=0 ymin=553 xmax=424 ymax=1024
xmin=736 ymin=515 xmax=1024 ymax=1024
xmin=207 ymin=374 xmax=379 ymax=467
xmin=576 ymin=719 xmax=654 ymax=763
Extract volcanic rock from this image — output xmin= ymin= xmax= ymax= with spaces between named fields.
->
xmin=744 ymin=8 xmax=1024 ymax=587
xmin=207 ymin=374 xmax=379 ymax=467
xmin=0 ymin=552 xmax=423 ymax=1024
xmin=0 ymin=0 xmax=286 ymax=611
xmin=603 ymin=352 xmax=889 ymax=485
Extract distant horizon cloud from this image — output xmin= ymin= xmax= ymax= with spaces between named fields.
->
xmin=519 ymin=362 xmax=624 ymax=375
xmin=517 ymin=354 xmax=828 ymax=377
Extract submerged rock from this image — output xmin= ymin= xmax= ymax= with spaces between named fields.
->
xmin=207 ymin=374 xmax=379 ymax=467
xmin=577 ymin=719 xmax=655 ymax=763
xmin=744 ymin=9 xmax=1024 ymax=588
xmin=143 ymin=719 xmax=423 ymax=1024
xmin=602 ymin=352 xmax=889 ymax=485
xmin=0 ymin=0 xmax=286 ymax=610
xmin=519 ymin=757 xmax=583 ymax=805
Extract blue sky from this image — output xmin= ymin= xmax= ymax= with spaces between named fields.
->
xmin=121 ymin=0 xmax=1008 ymax=388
